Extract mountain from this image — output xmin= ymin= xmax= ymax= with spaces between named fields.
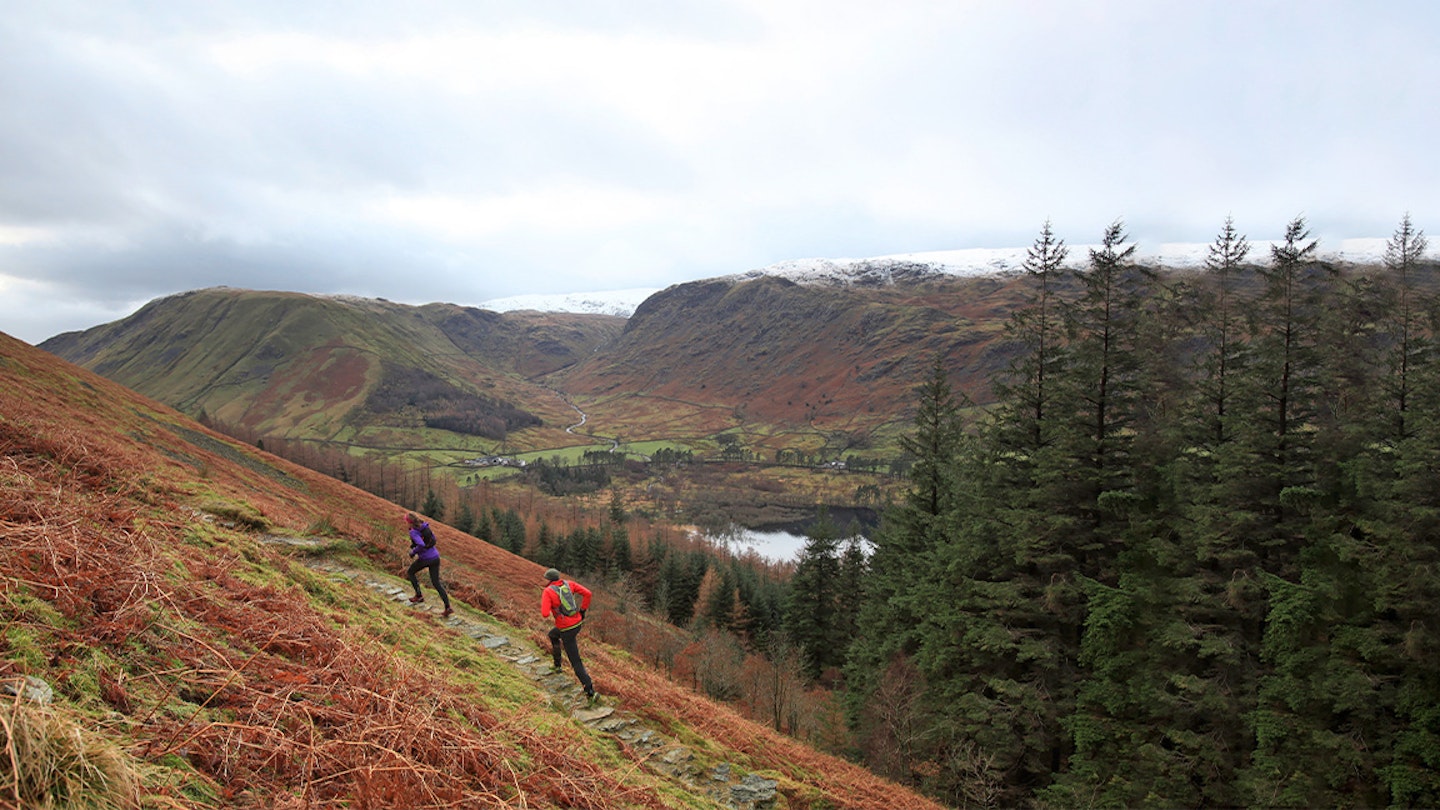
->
xmin=553 ymin=271 xmax=1024 ymax=451
xmin=39 ymin=273 xmax=1030 ymax=464
xmin=523 ymin=240 xmax=1414 ymax=454
xmin=0 ymin=329 xmax=942 ymax=808
xmin=40 ymin=287 xmax=625 ymax=450
xmin=477 ymin=238 xmax=1410 ymax=318
xmin=482 ymin=287 xmax=660 ymax=318
xmin=40 ymin=241 xmax=1415 ymax=467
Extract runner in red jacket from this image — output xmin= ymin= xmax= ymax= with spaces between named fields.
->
xmin=541 ymin=568 xmax=597 ymax=704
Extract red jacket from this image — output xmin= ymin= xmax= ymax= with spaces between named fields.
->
xmin=541 ymin=579 xmax=592 ymax=630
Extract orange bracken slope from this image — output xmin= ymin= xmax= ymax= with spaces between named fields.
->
xmin=0 ymin=330 xmax=944 ymax=810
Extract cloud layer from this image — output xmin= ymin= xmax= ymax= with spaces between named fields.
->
xmin=2 ymin=0 xmax=1437 ymax=344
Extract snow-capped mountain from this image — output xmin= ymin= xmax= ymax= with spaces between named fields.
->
xmin=484 ymin=238 xmax=1422 ymax=318
xmin=479 ymin=288 xmax=659 ymax=318
xmin=744 ymin=238 xmax=1409 ymax=287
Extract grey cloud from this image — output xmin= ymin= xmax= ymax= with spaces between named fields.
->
xmin=3 ymin=0 xmax=1439 ymax=348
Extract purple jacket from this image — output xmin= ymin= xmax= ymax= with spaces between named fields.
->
xmin=409 ymin=522 xmax=439 ymax=562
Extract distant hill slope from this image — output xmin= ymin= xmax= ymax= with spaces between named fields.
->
xmin=549 ymin=243 xmax=1409 ymax=448
xmin=40 ymin=287 xmax=625 ymax=449
xmin=46 ymin=245 xmax=1402 ymax=463
xmin=552 ymin=271 xmax=1028 ymax=447
xmin=42 ymin=273 xmax=1031 ymax=461
xmin=0 ymin=329 xmax=944 ymax=808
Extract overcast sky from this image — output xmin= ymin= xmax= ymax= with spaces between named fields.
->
xmin=2 ymin=1 xmax=1437 ymax=345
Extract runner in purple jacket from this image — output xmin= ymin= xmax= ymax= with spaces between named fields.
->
xmin=404 ymin=513 xmax=453 ymax=617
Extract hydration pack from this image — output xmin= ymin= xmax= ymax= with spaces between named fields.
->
xmin=550 ymin=581 xmax=582 ymax=617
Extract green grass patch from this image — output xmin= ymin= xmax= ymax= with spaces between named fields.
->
xmin=144 ymin=752 xmax=222 ymax=804
xmin=195 ymin=498 xmax=270 ymax=532
xmin=519 ymin=444 xmax=615 ymax=464
xmin=3 ymin=623 xmax=52 ymax=673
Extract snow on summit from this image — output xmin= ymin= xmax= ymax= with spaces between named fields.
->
xmin=480 ymin=288 xmax=657 ymax=317
xmin=747 ymin=238 xmax=1410 ymax=288
xmin=484 ymin=238 xmax=1422 ymax=317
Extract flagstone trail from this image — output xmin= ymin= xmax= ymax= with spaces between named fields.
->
xmin=260 ymin=534 xmax=779 ymax=809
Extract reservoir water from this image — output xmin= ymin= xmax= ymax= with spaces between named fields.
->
xmin=701 ymin=524 xmax=872 ymax=564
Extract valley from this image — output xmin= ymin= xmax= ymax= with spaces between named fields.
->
xmin=17 ymin=230 xmax=1440 ymax=807
xmin=37 ymin=272 xmax=1012 ymax=533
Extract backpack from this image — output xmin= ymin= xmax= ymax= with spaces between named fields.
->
xmin=550 ymin=581 xmax=582 ymax=617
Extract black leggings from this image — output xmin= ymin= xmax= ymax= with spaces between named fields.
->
xmin=549 ymin=625 xmax=594 ymax=695
xmin=407 ymin=557 xmax=451 ymax=609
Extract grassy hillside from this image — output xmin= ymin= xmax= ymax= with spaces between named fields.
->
xmin=553 ymin=273 xmax=1025 ymax=461
xmin=41 ymin=274 xmax=1027 ymax=472
xmin=0 ymin=330 xmax=942 ymax=809
xmin=39 ymin=288 xmax=626 ymax=453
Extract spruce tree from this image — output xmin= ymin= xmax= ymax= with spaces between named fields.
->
xmin=1159 ymin=218 xmax=1265 ymax=802
xmin=845 ymin=361 xmax=968 ymax=788
xmin=785 ymin=511 xmax=844 ymax=680
xmin=452 ymin=501 xmax=475 ymax=535
xmin=902 ymin=359 xmax=965 ymax=524
xmin=608 ymin=522 xmax=633 ymax=573
xmin=839 ymin=216 xmax=1440 ymax=805
xmin=847 ymin=360 xmax=962 ymax=672
xmin=1235 ymin=215 xmax=1331 ymax=554
xmin=993 ymin=219 xmax=1071 ymax=452
xmin=1235 ymin=218 xmax=1392 ymax=805
xmin=1380 ymin=212 xmax=1431 ymax=440
xmin=422 ymin=488 xmax=445 ymax=521
xmin=1349 ymin=214 xmax=1440 ymax=804
xmin=835 ymin=534 xmax=866 ymax=653
xmin=472 ymin=508 xmax=493 ymax=542
xmin=1197 ymin=215 xmax=1252 ymax=444
xmin=1059 ymin=219 xmax=1147 ymax=524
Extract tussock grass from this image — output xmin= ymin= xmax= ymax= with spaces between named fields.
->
xmin=0 ymin=696 xmax=139 ymax=809
xmin=195 ymin=498 xmax=270 ymax=531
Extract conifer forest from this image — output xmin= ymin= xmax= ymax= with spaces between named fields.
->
xmin=843 ymin=214 xmax=1440 ymax=806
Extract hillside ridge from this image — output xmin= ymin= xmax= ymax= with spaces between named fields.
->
xmin=0 ymin=329 xmax=943 ymax=809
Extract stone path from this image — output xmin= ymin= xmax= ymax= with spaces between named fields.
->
xmin=261 ymin=536 xmax=779 ymax=809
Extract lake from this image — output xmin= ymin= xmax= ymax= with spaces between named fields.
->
xmin=701 ymin=524 xmax=872 ymax=564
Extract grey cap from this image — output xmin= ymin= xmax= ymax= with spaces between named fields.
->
xmin=544 ymin=568 xmax=561 ymax=581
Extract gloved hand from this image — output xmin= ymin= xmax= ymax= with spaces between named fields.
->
xmin=580 ymin=609 xmax=587 ymax=619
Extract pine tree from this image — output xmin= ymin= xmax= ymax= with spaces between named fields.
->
xmin=422 ymin=488 xmax=445 ymax=521
xmin=785 ymin=511 xmax=844 ymax=681
xmin=607 ymin=522 xmax=633 ymax=574
xmin=1060 ymin=219 xmax=1148 ymax=521
xmin=834 ymin=534 xmax=866 ymax=652
xmin=993 ymin=219 xmax=1071 ymax=452
xmin=702 ymin=566 xmax=738 ymax=632
xmin=902 ymin=359 xmax=965 ymax=523
xmin=1197 ymin=215 xmax=1252 ymax=444
xmin=1235 ymin=215 xmax=1331 ymax=555
xmin=1380 ymin=212 xmax=1431 ymax=440
xmin=452 ymin=501 xmax=475 ymax=535
xmin=501 ymin=509 xmax=527 ymax=554
xmin=847 ymin=361 xmax=965 ymax=712
xmin=1346 ymin=214 xmax=1440 ymax=804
